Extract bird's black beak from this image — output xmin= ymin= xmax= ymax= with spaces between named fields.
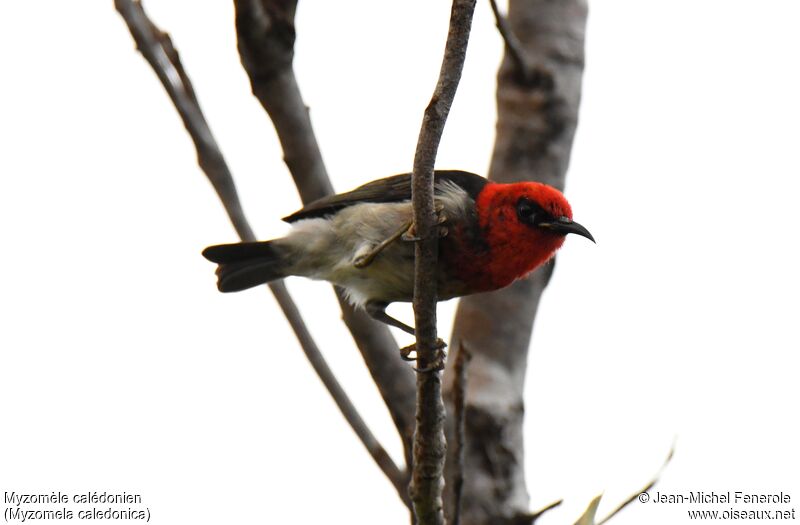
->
xmin=539 ymin=216 xmax=595 ymax=243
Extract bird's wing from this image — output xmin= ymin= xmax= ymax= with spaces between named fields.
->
xmin=283 ymin=170 xmax=487 ymax=223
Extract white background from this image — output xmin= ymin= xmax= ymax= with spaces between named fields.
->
xmin=1 ymin=1 xmax=798 ymax=524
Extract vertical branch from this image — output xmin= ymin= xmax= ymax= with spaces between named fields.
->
xmin=409 ymin=1 xmax=477 ymax=523
xmin=114 ymin=0 xmax=410 ymax=507
xmin=232 ymin=0 xmax=417 ymax=465
xmin=445 ymin=0 xmax=588 ymax=523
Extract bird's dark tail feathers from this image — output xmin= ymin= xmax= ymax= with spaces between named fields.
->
xmin=202 ymin=241 xmax=289 ymax=292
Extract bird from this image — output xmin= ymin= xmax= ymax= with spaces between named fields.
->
xmin=202 ymin=170 xmax=593 ymax=336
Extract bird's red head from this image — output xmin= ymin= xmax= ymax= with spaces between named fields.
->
xmin=467 ymin=181 xmax=593 ymax=290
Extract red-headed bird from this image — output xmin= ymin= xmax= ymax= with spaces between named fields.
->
xmin=202 ymin=170 xmax=593 ymax=334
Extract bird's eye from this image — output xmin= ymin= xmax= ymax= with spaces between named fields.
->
xmin=516 ymin=198 xmax=542 ymax=224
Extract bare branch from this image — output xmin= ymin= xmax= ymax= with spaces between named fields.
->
xmin=409 ymin=1 xmax=477 ymax=523
xmin=450 ymin=343 xmax=472 ymax=525
xmin=232 ymin=0 xmax=417 ymax=462
xmin=489 ymin=0 xmax=531 ymax=87
xmin=596 ymin=445 xmax=675 ymax=525
xmin=529 ymin=499 xmax=563 ymax=523
xmin=488 ymin=0 xmax=552 ymax=89
xmin=114 ymin=0 xmax=409 ymax=506
xmin=573 ymin=494 xmax=602 ymax=525
xmin=114 ymin=0 xmax=252 ymax=241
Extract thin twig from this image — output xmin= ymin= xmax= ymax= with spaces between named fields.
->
xmin=501 ymin=499 xmax=563 ymax=525
xmin=114 ymin=0 xmax=411 ymax=508
xmin=596 ymin=444 xmax=675 ymax=525
xmin=409 ymin=1 xmax=477 ymax=523
xmin=529 ymin=499 xmax=564 ymax=523
xmin=574 ymin=494 xmax=603 ymax=525
xmin=232 ymin=0 xmax=417 ymax=467
xmin=450 ymin=343 xmax=472 ymax=525
xmin=488 ymin=0 xmax=527 ymax=80
xmin=488 ymin=0 xmax=552 ymax=89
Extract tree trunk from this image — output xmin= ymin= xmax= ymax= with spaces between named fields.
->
xmin=444 ymin=1 xmax=588 ymax=523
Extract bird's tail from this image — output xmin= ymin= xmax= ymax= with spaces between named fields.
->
xmin=202 ymin=241 xmax=290 ymax=292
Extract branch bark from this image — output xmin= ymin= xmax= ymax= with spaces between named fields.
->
xmin=231 ymin=0 xmax=417 ymax=467
xmin=114 ymin=0 xmax=410 ymax=507
xmin=409 ymin=1 xmax=477 ymax=523
xmin=444 ymin=1 xmax=589 ymax=523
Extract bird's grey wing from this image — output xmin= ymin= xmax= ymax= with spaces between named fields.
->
xmin=282 ymin=173 xmax=412 ymax=223
xmin=282 ymin=170 xmax=487 ymax=223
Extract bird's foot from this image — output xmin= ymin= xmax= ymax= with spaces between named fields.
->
xmin=400 ymin=338 xmax=448 ymax=372
xmin=400 ymin=225 xmax=420 ymax=242
xmin=401 ymin=204 xmax=448 ymax=242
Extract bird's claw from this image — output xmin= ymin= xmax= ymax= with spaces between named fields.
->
xmin=399 ymin=338 xmax=448 ymax=372
xmin=402 ymin=206 xmax=448 ymax=242
xmin=436 ymin=206 xmax=447 ymax=224
xmin=399 ymin=345 xmax=417 ymax=361
xmin=401 ymin=225 xmax=420 ymax=242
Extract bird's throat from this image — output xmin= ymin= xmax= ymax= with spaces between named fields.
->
xmin=440 ymin=223 xmax=563 ymax=296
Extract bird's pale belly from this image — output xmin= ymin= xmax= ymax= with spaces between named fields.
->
xmin=327 ymin=236 xmax=488 ymax=307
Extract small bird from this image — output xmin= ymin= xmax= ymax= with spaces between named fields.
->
xmin=202 ymin=170 xmax=593 ymax=335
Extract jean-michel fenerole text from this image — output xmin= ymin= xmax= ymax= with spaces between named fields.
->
xmin=651 ymin=491 xmax=791 ymax=504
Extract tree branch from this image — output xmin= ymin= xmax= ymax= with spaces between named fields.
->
xmin=409 ymin=1 xmax=477 ymax=523
xmin=114 ymin=0 xmax=410 ymax=507
xmin=232 ymin=0 xmax=417 ymax=465
xmin=114 ymin=0 xmax=252 ymax=241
